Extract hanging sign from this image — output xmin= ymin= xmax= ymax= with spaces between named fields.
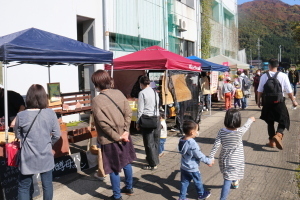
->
xmin=211 ymin=71 xmax=219 ymax=93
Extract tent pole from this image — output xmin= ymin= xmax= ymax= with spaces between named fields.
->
xmin=210 ymin=71 xmax=212 ymax=116
xmin=164 ymin=70 xmax=168 ymax=119
xmin=48 ymin=63 xmax=51 ymax=83
xmin=111 ymin=65 xmax=114 ymax=78
xmin=4 ymin=62 xmax=8 ymax=143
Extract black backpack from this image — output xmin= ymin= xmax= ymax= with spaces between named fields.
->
xmin=263 ymin=72 xmax=283 ymax=104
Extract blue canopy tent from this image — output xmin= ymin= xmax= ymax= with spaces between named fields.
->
xmin=0 ymin=28 xmax=113 ymax=142
xmin=186 ymin=56 xmax=228 ymax=116
xmin=186 ymin=56 xmax=229 ymax=72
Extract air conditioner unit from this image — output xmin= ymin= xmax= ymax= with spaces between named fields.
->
xmin=178 ymin=19 xmax=187 ymax=32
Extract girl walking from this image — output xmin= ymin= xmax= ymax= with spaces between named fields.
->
xmin=209 ymin=109 xmax=255 ymax=200
xmin=222 ymin=77 xmax=234 ymax=111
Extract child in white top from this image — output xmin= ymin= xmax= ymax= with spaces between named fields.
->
xmin=159 ymin=113 xmax=167 ymax=157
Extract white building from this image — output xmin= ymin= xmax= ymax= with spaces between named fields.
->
xmin=0 ymin=0 xmax=105 ymax=95
xmin=210 ymin=0 xmax=239 ymax=59
xmin=0 ymin=0 xmax=238 ymax=95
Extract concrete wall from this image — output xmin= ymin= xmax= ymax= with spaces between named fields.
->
xmin=0 ymin=0 xmax=104 ymax=95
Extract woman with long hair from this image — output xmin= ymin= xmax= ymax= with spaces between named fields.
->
xmin=14 ymin=84 xmax=61 ymax=200
xmin=91 ymin=70 xmax=136 ymax=200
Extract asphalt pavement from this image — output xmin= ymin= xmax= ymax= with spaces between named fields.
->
xmin=35 ymin=93 xmax=299 ymax=200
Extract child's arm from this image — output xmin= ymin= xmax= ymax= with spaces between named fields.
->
xmin=209 ymin=131 xmax=221 ymax=159
xmin=237 ymin=117 xmax=255 ymax=136
xmin=192 ymin=146 xmax=212 ymax=165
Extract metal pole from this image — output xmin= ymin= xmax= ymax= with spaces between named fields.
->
xmin=48 ymin=64 xmax=51 ymax=83
xmin=279 ymin=45 xmax=282 ymax=62
xmin=210 ymin=71 xmax=212 ymax=116
xmin=103 ymin=0 xmax=109 ymax=51
xmin=4 ymin=62 xmax=8 ymax=143
xmin=164 ymin=70 xmax=168 ymax=119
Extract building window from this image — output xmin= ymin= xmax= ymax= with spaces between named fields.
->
xmin=223 ymin=9 xmax=234 ymax=28
xmin=210 ymin=46 xmax=220 ymax=57
xmin=109 ymin=33 xmax=161 ymax=52
xmin=182 ymin=40 xmax=195 ymax=57
xmin=177 ymin=0 xmax=194 ymax=9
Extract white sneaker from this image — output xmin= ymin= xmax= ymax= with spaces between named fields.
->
xmin=232 ymin=180 xmax=239 ymax=189
xmin=94 ymin=172 xmax=105 ymax=181
xmin=171 ymin=128 xmax=179 ymax=132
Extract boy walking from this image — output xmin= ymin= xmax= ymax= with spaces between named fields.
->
xmin=178 ymin=120 xmax=213 ymax=200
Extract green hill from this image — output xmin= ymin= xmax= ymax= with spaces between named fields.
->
xmin=238 ymin=0 xmax=300 ymax=64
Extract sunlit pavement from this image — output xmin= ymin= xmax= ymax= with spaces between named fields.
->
xmin=35 ymin=91 xmax=299 ymax=200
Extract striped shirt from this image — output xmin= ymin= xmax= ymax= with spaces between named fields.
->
xmin=209 ymin=118 xmax=254 ymax=180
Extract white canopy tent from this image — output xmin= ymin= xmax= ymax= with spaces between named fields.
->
xmin=207 ymin=55 xmax=250 ymax=69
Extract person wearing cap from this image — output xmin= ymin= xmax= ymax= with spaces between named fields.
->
xmin=222 ymin=77 xmax=234 ymax=111
xmin=0 ymin=85 xmax=25 ymax=129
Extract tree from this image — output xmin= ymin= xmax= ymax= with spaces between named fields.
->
xmin=291 ymin=22 xmax=300 ymax=45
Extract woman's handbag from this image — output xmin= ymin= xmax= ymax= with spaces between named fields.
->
xmin=6 ymin=109 xmax=41 ymax=167
xmin=139 ymin=89 xmax=158 ymax=129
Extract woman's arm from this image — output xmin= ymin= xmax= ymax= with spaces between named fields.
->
xmin=123 ymin=98 xmax=132 ymax=132
xmin=51 ymin=111 xmax=61 ymax=145
xmin=14 ymin=115 xmax=21 ymax=139
xmin=209 ymin=131 xmax=221 ymax=159
xmin=137 ymin=92 xmax=144 ymax=123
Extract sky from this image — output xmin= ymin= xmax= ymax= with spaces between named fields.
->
xmin=238 ymin=0 xmax=300 ymax=5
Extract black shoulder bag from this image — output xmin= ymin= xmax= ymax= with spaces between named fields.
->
xmin=139 ymin=89 xmax=158 ymax=129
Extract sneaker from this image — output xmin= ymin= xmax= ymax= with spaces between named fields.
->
xmin=94 ymin=172 xmax=105 ymax=181
xmin=142 ymin=165 xmax=157 ymax=170
xmin=159 ymin=153 xmax=165 ymax=157
xmin=232 ymin=180 xmax=239 ymax=189
xmin=198 ymin=191 xmax=211 ymax=200
xmin=107 ymin=195 xmax=123 ymax=200
xmin=171 ymin=128 xmax=180 ymax=132
xmin=120 ymin=187 xmax=134 ymax=195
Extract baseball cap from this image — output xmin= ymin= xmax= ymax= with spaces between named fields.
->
xmin=226 ymin=77 xmax=231 ymax=81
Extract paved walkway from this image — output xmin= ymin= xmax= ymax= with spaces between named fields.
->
xmin=35 ymin=95 xmax=299 ymax=200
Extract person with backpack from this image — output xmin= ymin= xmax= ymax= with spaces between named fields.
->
xmin=257 ymin=59 xmax=298 ymax=150
xmin=233 ymin=83 xmax=243 ymax=109
xmin=236 ymin=71 xmax=251 ymax=110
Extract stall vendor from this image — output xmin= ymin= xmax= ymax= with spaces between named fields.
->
xmin=0 ymin=84 xmax=25 ymax=129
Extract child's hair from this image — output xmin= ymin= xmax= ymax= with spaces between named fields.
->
xmin=160 ymin=111 xmax=165 ymax=119
xmin=224 ymin=109 xmax=241 ymax=129
xmin=182 ymin=120 xmax=198 ymax=135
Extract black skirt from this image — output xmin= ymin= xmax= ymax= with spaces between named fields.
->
xmin=101 ymin=135 xmax=136 ymax=174
xmin=260 ymin=98 xmax=290 ymax=130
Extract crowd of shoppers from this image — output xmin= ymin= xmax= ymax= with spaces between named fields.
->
xmin=2 ymin=58 xmax=297 ymax=200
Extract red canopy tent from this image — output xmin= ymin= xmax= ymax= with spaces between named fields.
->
xmin=105 ymin=45 xmax=201 ymax=71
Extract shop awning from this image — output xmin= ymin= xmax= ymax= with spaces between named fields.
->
xmin=186 ymin=56 xmax=229 ymax=72
xmin=106 ymin=45 xmax=201 ymax=72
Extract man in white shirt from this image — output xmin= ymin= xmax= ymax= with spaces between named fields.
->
xmin=257 ymin=59 xmax=298 ymax=150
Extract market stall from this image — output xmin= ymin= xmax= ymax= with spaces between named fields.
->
xmin=106 ymin=45 xmax=202 ymax=134
xmin=186 ymin=56 xmax=229 ymax=115
xmin=0 ymin=28 xmax=113 ymax=199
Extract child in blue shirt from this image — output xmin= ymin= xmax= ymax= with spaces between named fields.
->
xmin=178 ymin=120 xmax=213 ymax=200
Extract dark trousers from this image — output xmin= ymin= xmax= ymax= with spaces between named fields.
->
xmin=291 ymin=83 xmax=297 ymax=96
xmin=267 ymin=121 xmax=285 ymax=140
xmin=142 ymin=120 xmax=161 ymax=166
xmin=18 ymin=169 xmax=53 ymax=200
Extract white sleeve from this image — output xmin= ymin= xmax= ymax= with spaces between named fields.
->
xmin=283 ymin=74 xmax=293 ymax=94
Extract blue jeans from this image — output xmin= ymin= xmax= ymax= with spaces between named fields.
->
xmin=291 ymin=83 xmax=297 ymax=96
xmin=18 ymin=169 xmax=53 ymax=200
xmin=159 ymin=138 xmax=166 ymax=154
xmin=179 ymin=169 xmax=204 ymax=199
xmin=241 ymin=97 xmax=247 ymax=109
xmin=220 ymin=179 xmax=239 ymax=200
xmin=109 ymin=163 xmax=133 ymax=199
